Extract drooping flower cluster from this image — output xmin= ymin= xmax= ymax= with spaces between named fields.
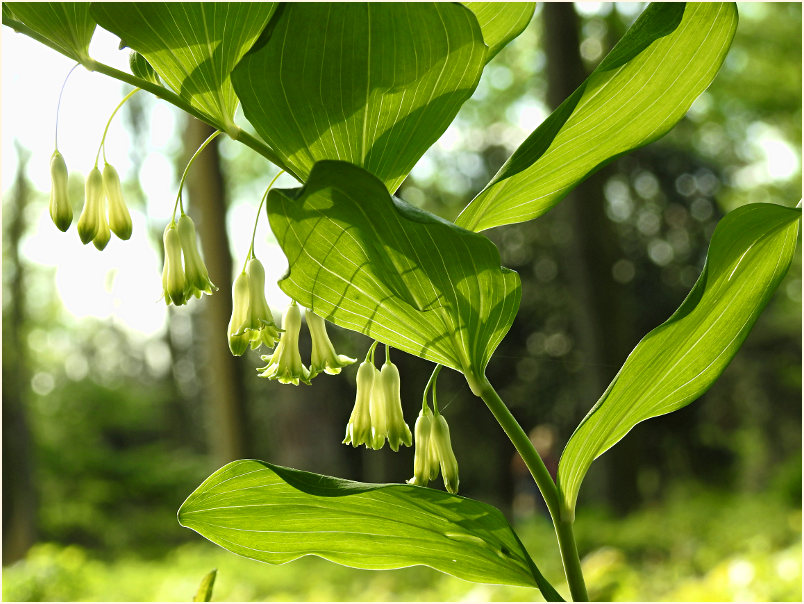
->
xmin=343 ymin=347 xmax=412 ymax=452
xmin=49 ymin=83 xmax=135 ymax=246
xmin=45 ymin=81 xmax=457 ymax=497
xmin=408 ymin=369 xmax=459 ymax=494
xmin=161 ymin=214 xmax=217 ymax=306
xmin=71 ymin=163 xmax=132 ymax=250
xmin=249 ymin=302 xmax=356 ymax=386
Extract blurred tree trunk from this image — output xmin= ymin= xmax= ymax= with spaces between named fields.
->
xmin=2 ymin=145 xmax=37 ymax=563
xmin=183 ymin=119 xmax=250 ymax=464
xmin=542 ymin=4 xmax=639 ymax=513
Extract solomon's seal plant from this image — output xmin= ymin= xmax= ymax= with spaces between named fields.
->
xmin=5 ymin=2 xmax=800 ymax=601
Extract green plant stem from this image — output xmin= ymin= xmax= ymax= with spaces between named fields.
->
xmin=3 ymin=16 xmax=301 ymax=180
xmin=422 ymin=364 xmax=443 ymax=412
xmin=174 ymin=129 xmax=222 ymax=217
xmin=54 ymin=62 xmax=80 ymax=148
xmin=96 ymin=87 xmax=140 ymax=166
xmin=246 ymin=170 xmax=285 ymax=263
xmin=475 ymin=375 xmax=588 ymax=602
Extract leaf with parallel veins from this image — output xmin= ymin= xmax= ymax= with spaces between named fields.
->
xmin=267 ymin=161 xmax=521 ymax=382
xmin=557 ymin=203 xmax=801 ymax=519
xmin=456 ymin=3 xmax=739 ymax=232
xmin=91 ymin=3 xmax=278 ymax=131
xmin=179 ymin=459 xmax=563 ymax=600
xmin=232 ymin=3 xmax=487 ymax=194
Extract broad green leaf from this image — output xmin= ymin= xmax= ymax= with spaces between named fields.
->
xmin=91 ymin=3 xmax=277 ymax=131
xmin=232 ymin=3 xmax=487 ymax=194
xmin=4 ymin=3 xmax=95 ymax=62
xmin=557 ymin=204 xmax=801 ymax=518
xmin=462 ymin=3 xmax=536 ymax=61
xmin=456 ymin=3 xmax=738 ymax=232
xmin=179 ymin=459 xmax=562 ymax=599
xmin=267 ymin=161 xmax=521 ymax=380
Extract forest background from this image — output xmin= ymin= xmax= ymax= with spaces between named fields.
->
xmin=2 ymin=3 xmax=801 ymax=601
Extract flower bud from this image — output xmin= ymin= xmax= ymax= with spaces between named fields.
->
xmin=343 ymin=360 xmax=376 ymax=447
xmin=408 ymin=408 xmax=438 ymax=486
xmin=161 ymin=223 xmax=186 ymax=306
xmin=258 ymin=303 xmax=311 ymax=385
xmin=77 ymin=167 xmax=104 ymax=244
xmin=92 ymin=192 xmax=111 ymax=250
xmin=307 ymin=311 xmax=356 ymax=378
xmin=103 ymin=163 xmax=132 ymax=240
xmin=227 ymin=271 xmax=251 ymax=356
xmin=177 ymin=214 xmax=215 ymax=299
xmin=49 ymin=150 xmax=72 ymax=231
xmin=431 ymin=413 xmax=459 ymax=494
xmin=377 ymin=361 xmax=412 ymax=452
xmin=129 ymin=51 xmax=160 ymax=84
xmin=367 ymin=363 xmax=387 ymax=450
xmin=244 ymin=258 xmax=280 ymax=350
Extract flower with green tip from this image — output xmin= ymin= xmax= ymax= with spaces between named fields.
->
xmin=343 ymin=360 xmax=377 ymax=447
xmin=161 ymin=223 xmax=186 ymax=306
xmin=408 ymin=407 xmax=439 ymax=486
xmin=243 ymin=258 xmax=281 ymax=350
xmin=92 ymin=192 xmax=111 ymax=251
xmin=372 ymin=360 xmax=412 ymax=452
xmin=430 ymin=412 xmax=459 ymax=494
xmin=77 ymin=167 xmax=104 ymax=244
xmin=258 ymin=303 xmax=311 ymax=385
xmin=103 ymin=163 xmax=132 ymax=240
xmin=307 ymin=311 xmax=355 ymax=378
xmin=49 ymin=150 xmax=72 ymax=232
xmin=227 ymin=271 xmax=251 ymax=356
xmin=367 ymin=363 xmax=388 ymax=450
xmin=177 ymin=214 xmax=216 ymax=299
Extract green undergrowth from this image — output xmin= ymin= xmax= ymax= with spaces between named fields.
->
xmin=3 ymin=485 xmax=801 ymax=602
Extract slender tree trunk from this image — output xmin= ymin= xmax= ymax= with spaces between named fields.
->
xmin=2 ymin=145 xmax=38 ymax=563
xmin=542 ymin=4 xmax=639 ymax=512
xmin=183 ymin=119 xmax=250 ymax=464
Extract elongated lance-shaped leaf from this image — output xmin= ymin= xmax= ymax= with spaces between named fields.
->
xmin=558 ymin=203 xmax=801 ymax=519
xmin=91 ymin=3 xmax=277 ymax=132
xmin=267 ymin=161 xmax=520 ymax=381
xmin=232 ymin=3 xmax=487 ymax=194
xmin=192 ymin=569 xmax=216 ymax=603
xmin=4 ymin=3 xmax=95 ymax=62
xmin=179 ymin=460 xmax=563 ymax=600
xmin=456 ymin=3 xmax=738 ymax=232
xmin=462 ymin=3 xmax=536 ymax=61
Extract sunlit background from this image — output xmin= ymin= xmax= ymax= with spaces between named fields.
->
xmin=3 ymin=3 xmax=801 ymax=601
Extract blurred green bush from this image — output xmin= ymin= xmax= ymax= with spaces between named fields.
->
xmin=4 ymin=486 xmax=800 ymax=602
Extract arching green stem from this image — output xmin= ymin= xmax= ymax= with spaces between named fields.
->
xmin=421 ymin=364 xmax=443 ymax=413
xmin=365 ymin=340 xmax=379 ymax=364
xmin=172 ymin=129 xmax=222 ymax=219
xmin=3 ymin=16 xmax=302 ymax=181
xmin=244 ymin=170 xmax=285 ymax=269
xmin=95 ymin=87 xmax=140 ymax=166
xmin=473 ymin=374 xmax=588 ymax=602
xmin=54 ymin=62 xmax=80 ymax=149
